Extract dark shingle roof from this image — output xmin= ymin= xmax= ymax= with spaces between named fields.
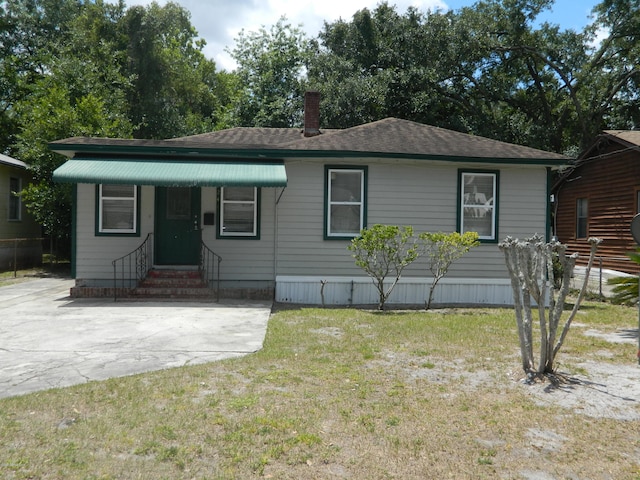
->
xmin=282 ymin=118 xmax=567 ymax=159
xmin=50 ymin=118 xmax=568 ymax=162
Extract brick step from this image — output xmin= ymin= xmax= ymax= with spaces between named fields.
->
xmin=131 ymin=287 xmax=214 ymax=298
xmin=146 ymin=269 xmax=202 ymax=280
xmin=131 ymin=269 xmax=212 ymax=299
xmin=138 ymin=277 xmax=207 ymax=288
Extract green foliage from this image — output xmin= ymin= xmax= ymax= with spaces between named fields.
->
xmin=229 ymin=17 xmax=311 ymax=127
xmin=608 ymin=249 xmax=640 ymax=305
xmin=3 ymin=0 xmax=234 ymax=252
xmin=15 ymin=83 xmax=130 ymax=246
xmin=419 ymin=231 xmax=480 ymax=309
xmin=123 ymin=2 xmax=225 ymax=138
xmin=348 ymin=224 xmax=420 ymax=310
xmin=307 ymin=0 xmax=640 ymax=152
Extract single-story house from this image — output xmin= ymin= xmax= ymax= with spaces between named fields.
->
xmin=0 ymin=153 xmax=42 ymax=270
xmin=553 ymin=130 xmax=640 ymax=274
xmin=51 ymin=92 xmax=568 ymax=305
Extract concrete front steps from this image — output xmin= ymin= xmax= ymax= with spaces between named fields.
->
xmin=131 ymin=268 xmax=215 ymax=300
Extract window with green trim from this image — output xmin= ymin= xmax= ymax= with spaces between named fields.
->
xmin=459 ymin=171 xmax=498 ymax=241
xmin=97 ymin=184 xmax=138 ymax=234
xmin=219 ymin=187 xmax=259 ymax=238
xmin=325 ymin=166 xmax=366 ymax=238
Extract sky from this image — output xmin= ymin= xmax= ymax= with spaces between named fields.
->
xmin=123 ymin=0 xmax=602 ymax=71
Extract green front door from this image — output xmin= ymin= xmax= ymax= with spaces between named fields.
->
xmin=155 ymin=187 xmax=201 ymax=265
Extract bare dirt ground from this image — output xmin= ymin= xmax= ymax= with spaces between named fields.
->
xmin=519 ymin=324 xmax=640 ymax=422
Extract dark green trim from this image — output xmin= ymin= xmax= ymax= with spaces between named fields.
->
xmin=457 ymin=169 xmax=500 ymax=244
xmin=324 ymin=165 xmax=368 ymax=240
xmin=48 ymin=142 xmax=567 ymax=167
xmin=71 ymin=184 xmax=77 ymax=279
xmin=94 ymin=185 xmax=141 ymax=237
xmin=216 ymin=187 xmax=261 ymax=240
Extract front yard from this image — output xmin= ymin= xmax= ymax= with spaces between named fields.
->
xmin=1 ymin=301 xmax=639 ymax=479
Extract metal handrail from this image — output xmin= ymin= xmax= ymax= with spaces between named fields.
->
xmin=112 ymin=233 xmax=153 ymax=301
xmin=200 ymin=240 xmax=222 ymax=302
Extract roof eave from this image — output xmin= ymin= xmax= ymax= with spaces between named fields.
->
xmin=48 ymin=143 xmax=567 ymax=166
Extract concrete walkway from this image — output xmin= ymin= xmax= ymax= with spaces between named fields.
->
xmin=0 ymin=277 xmax=272 ymax=399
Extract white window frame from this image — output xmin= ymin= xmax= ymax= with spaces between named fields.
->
xmin=219 ymin=186 xmax=258 ymax=237
xmin=459 ymin=171 xmax=498 ymax=241
xmin=326 ymin=167 xmax=366 ymax=238
xmin=98 ymin=184 xmax=137 ymax=234
xmin=8 ymin=176 xmax=21 ymax=221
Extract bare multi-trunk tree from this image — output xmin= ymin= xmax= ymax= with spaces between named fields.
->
xmin=499 ymin=235 xmax=601 ymax=378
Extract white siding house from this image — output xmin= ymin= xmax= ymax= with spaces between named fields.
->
xmin=51 ymin=94 xmax=567 ymax=305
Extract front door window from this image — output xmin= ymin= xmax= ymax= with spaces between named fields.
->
xmin=167 ymin=187 xmax=191 ymax=220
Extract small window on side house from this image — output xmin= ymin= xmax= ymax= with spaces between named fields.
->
xmin=325 ymin=166 xmax=367 ymax=239
xmin=576 ymin=198 xmax=588 ymax=239
xmin=97 ymin=184 xmax=138 ymax=234
xmin=218 ymin=187 xmax=259 ymax=238
xmin=9 ymin=177 xmax=21 ymax=221
xmin=458 ymin=171 xmax=498 ymax=241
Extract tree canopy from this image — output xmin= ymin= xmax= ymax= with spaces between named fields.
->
xmin=2 ymin=0 xmax=233 ymax=251
xmin=306 ymin=0 xmax=639 ymax=153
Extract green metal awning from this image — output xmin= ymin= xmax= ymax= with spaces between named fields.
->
xmin=52 ymin=157 xmax=287 ymax=187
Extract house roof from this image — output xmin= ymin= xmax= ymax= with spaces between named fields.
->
xmin=50 ymin=118 xmax=568 ymax=164
xmin=0 ymin=153 xmax=27 ymax=169
xmin=574 ymin=130 xmax=640 ymax=163
xmin=552 ymin=129 xmax=640 ymax=192
xmin=602 ymin=130 xmax=640 ymax=148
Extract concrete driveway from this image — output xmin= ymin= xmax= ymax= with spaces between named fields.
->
xmin=0 ymin=277 xmax=272 ymax=399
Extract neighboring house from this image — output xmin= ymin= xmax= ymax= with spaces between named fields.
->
xmin=553 ymin=130 xmax=640 ymax=274
xmin=0 ymin=153 xmax=42 ymax=270
xmin=51 ymin=93 xmax=567 ymax=305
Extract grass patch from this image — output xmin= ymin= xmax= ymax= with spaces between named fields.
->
xmin=0 ymin=302 xmax=638 ymax=479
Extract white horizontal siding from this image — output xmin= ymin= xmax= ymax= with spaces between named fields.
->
xmin=72 ymin=158 xmax=550 ymax=302
xmin=275 ymin=159 xmax=549 ymax=280
xmin=201 ymin=187 xmax=277 ymax=281
xmin=276 ymin=276 xmax=514 ymax=306
xmin=75 ymin=184 xmax=154 ymax=281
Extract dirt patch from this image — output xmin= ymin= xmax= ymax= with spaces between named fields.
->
xmin=523 ymin=361 xmax=640 ymax=421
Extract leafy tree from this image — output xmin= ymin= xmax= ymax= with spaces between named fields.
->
xmin=499 ymin=235 xmax=601 ymax=378
xmin=348 ymin=224 xmax=420 ymax=310
xmin=0 ymin=0 xmax=84 ymax=153
xmin=12 ymin=0 xmax=133 ymax=254
xmin=419 ymin=232 xmax=480 ymax=310
xmin=307 ymin=0 xmax=640 ymax=153
xmin=229 ymin=17 xmax=311 ymax=127
xmin=123 ymin=2 xmax=224 ymax=138
xmin=17 ymin=84 xmax=131 ymax=254
xmin=6 ymin=0 xmax=233 ymax=254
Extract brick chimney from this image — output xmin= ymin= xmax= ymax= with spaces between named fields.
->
xmin=303 ymin=90 xmax=321 ymax=137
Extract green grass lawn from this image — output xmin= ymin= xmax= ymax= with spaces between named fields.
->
xmin=1 ymin=302 xmax=639 ymax=479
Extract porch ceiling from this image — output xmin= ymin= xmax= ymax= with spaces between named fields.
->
xmin=52 ymin=157 xmax=287 ymax=187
